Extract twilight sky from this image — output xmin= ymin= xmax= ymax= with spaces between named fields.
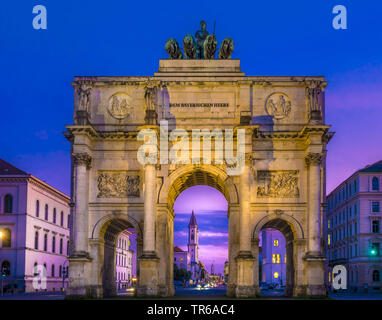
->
xmin=1 ymin=1 xmax=382 ymax=274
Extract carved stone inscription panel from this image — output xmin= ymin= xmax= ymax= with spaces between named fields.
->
xmin=257 ymin=170 xmax=299 ymax=198
xmin=97 ymin=171 xmax=140 ymax=198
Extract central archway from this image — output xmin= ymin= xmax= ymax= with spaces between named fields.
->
xmin=158 ymin=164 xmax=239 ymax=296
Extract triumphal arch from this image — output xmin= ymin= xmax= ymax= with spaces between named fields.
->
xmin=65 ymin=27 xmax=333 ymax=298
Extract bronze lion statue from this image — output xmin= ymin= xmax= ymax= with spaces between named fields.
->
xmin=218 ymin=38 xmax=234 ymax=59
xmin=183 ymin=34 xmax=196 ymax=59
xmin=203 ymin=34 xmax=217 ymax=59
xmin=165 ymin=38 xmax=183 ymax=59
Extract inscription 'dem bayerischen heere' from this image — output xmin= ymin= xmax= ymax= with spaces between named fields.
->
xmin=169 ymin=103 xmax=229 ymax=108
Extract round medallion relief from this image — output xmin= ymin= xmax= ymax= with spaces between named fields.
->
xmin=108 ymin=93 xmax=131 ymax=119
xmin=265 ymin=93 xmax=292 ymax=120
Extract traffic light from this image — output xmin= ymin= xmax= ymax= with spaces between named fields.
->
xmin=369 ymin=246 xmax=378 ymax=256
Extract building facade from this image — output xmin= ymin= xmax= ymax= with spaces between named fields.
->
xmin=173 ymin=246 xmax=191 ymax=271
xmin=325 ymin=160 xmax=382 ymax=292
xmin=115 ymin=230 xmax=134 ymax=289
xmin=0 ymin=159 xmax=70 ymax=292
xmin=260 ymin=229 xmax=286 ymax=285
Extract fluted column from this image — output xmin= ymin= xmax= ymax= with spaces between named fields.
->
xmin=143 ymin=163 xmax=156 ymax=254
xmin=73 ymin=153 xmax=92 ymax=256
xmin=305 ymin=152 xmax=322 ymax=254
xmin=239 ymin=155 xmax=252 ymax=254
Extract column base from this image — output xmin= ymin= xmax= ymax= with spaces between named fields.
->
xmin=157 ymin=284 xmax=175 ymax=297
xmin=137 ymin=252 xmax=160 ymax=297
xmin=66 ymin=254 xmax=93 ymax=299
xmin=235 ymin=251 xmax=256 ymax=298
xmin=236 ymin=285 xmax=257 ymax=298
xmin=303 ymin=253 xmax=327 ymax=298
xmin=226 ymin=284 xmax=236 ymax=297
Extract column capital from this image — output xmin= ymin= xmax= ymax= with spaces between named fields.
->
xmin=304 ymin=152 xmax=322 ymax=166
xmin=73 ymin=153 xmax=92 ymax=169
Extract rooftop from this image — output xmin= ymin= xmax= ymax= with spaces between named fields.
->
xmin=0 ymin=158 xmax=28 ymax=176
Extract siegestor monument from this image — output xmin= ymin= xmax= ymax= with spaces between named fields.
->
xmin=64 ymin=22 xmax=334 ymax=298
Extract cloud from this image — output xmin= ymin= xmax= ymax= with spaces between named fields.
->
xmin=199 ymin=231 xmax=228 ymax=238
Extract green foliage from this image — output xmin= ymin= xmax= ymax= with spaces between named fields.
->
xmin=173 ymin=264 xmax=191 ymax=281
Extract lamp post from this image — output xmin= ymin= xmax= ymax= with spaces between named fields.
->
xmin=0 ymin=231 xmax=3 ymax=296
xmin=62 ymin=260 xmax=69 ymax=292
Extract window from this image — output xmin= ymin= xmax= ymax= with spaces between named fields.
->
xmin=372 ymin=177 xmax=380 ymax=191
xmin=67 ymin=240 xmax=70 ymax=256
xmin=276 ymin=254 xmax=280 ymax=263
xmin=274 ymin=272 xmax=279 ymax=279
xmin=373 ymin=270 xmax=380 ymax=282
xmin=52 ymin=236 xmax=56 ymax=253
xmin=51 ymin=264 xmax=55 ymax=277
xmin=274 ymin=240 xmax=279 ymax=247
xmin=60 ymin=238 xmax=63 ymax=254
xmin=272 ymin=254 xmax=276 ymax=263
xmin=34 ymin=231 xmax=39 ymax=250
xmin=373 ymin=220 xmax=380 ymax=233
xmin=372 ymin=202 xmax=380 ymax=213
xmin=67 ymin=214 xmax=70 ymax=228
xmin=36 ymin=200 xmax=40 ymax=217
xmin=45 ymin=204 xmax=48 ymax=220
xmin=328 ymin=234 xmax=331 ymax=245
xmin=1 ymin=228 xmax=11 ymax=247
xmin=1 ymin=261 xmax=11 ymax=276
xmin=53 ymin=208 xmax=56 ymax=224
xmin=44 ymin=234 xmax=48 ymax=251
xmin=59 ymin=265 xmax=62 ymax=277
xmin=4 ymin=194 xmax=13 ymax=213
xmin=60 ymin=211 xmax=64 ymax=226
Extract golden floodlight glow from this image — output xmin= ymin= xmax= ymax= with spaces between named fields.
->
xmin=0 ymin=231 xmax=3 ymax=238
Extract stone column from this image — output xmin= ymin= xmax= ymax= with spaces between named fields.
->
xmin=137 ymin=163 xmax=159 ymax=296
xmin=251 ymin=238 xmax=260 ymax=295
xmin=143 ymin=164 xmax=156 ymax=254
xmin=72 ymin=153 xmax=92 ymax=256
xmin=305 ymin=152 xmax=322 ymax=254
xmin=67 ymin=153 xmax=92 ymax=298
xmin=235 ymin=154 xmax=256 ymax=297
xmin=304 ymin=153 xmax=326 ymax=297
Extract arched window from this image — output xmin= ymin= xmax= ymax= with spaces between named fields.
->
xmin=36 ymin=200 xmax=40 ymax=217
xmin=4 ymin=194 xmax=13 ymax=213
xmin=53 ymin=208 xmax=56 ymax=224
xmin=372 ymin=177 xmax=380 ymax=191
xmin=1 ymin=261 xmax=11 ymax=276
xmin=52 ymin=236 xmax=56 ymax=253
xmin=44 ymin=204 xmax=48 ymax=221
xmin=34 ymin=231 xmax=39 ymax=249
xmin=44 ymin=234 xmax=48 ymax=251
xmin=1 ymin=228 xmax=11 ymax=247
xmin=60 ymin=238 xmax=63 ymax=254
xmin=60 ymin=211 xmax=64 ymax=226
xmin=373 ymin=270 xmax=380 ymax=282
xmin=51 ymin=264 xmax=55 ymax=277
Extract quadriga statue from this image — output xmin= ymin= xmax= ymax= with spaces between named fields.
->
xmin=203 ymin=34 xmax=217 ymax=59
xmin=183 ymin=34 xmax=196 ymax=59
xmin=218 ymin=38 xmax=234 ymax=59
xmin=165 ymin=38 xmax=183 ymax=59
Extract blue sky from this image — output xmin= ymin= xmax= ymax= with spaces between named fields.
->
xmin=1 ymin=0 xmax=382 ymax=275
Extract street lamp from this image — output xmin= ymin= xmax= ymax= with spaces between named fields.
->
xmin=0 ymin=231 xmax=3 ymax=238
xmin=62 ymin=260 xmax=69 ymax=292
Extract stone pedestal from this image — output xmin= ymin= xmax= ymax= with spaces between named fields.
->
xmin=66 ymin=255 xmax=93 ymax=298
xmin=235 ymin=251 xmax=256 ymax=297
xmin=137 ymin=253 xmax=160 ymax=296
xmin=304 ymin=253 xmax=326 ymax=297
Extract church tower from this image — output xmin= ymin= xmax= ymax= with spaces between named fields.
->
xmin=188 ymin=210 xmax=199 ymax=263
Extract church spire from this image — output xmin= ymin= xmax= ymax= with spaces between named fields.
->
xmin=188 ymin=210 xmax=198 ymax=227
